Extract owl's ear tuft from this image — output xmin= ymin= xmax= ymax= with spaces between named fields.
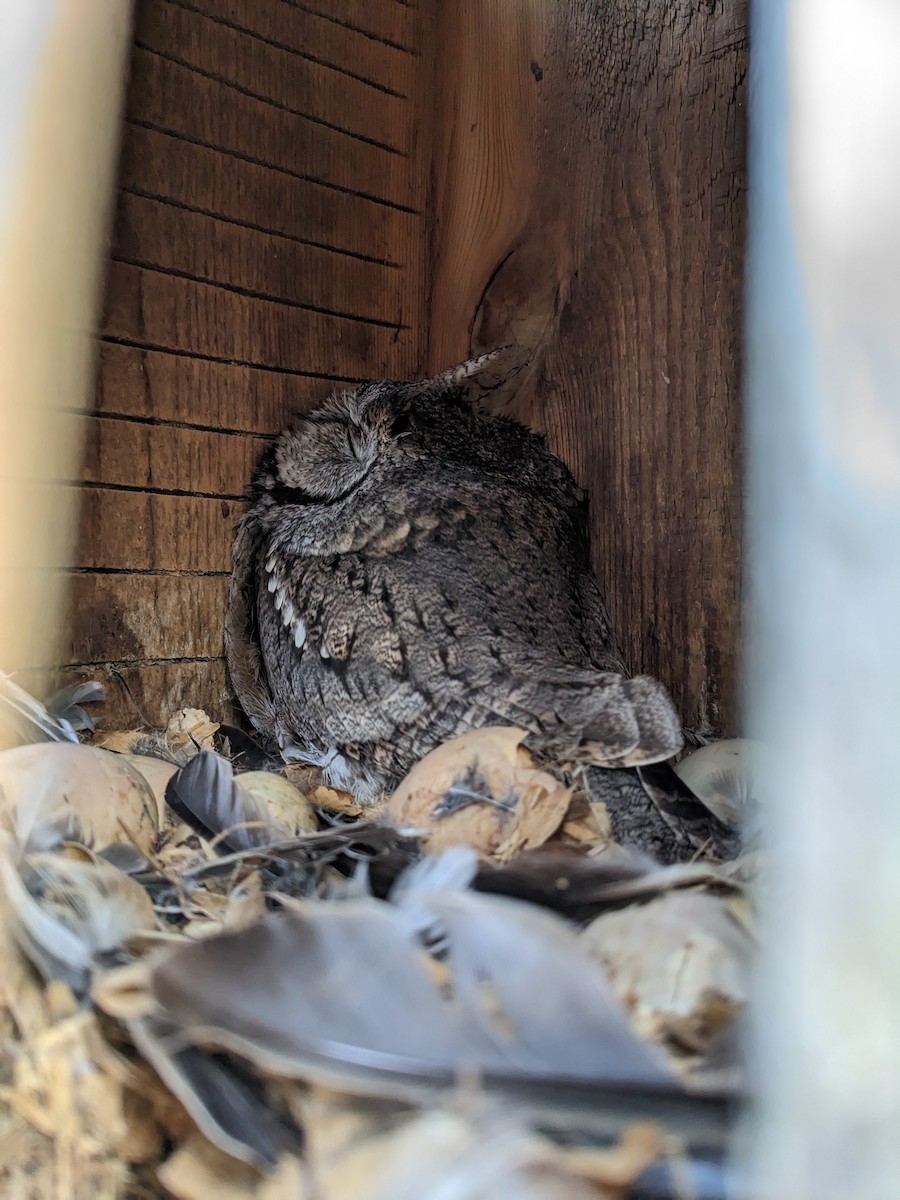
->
xmin=436 ymin=349 xmax=507 ymax=389
xmin=414 ymin=346 xmax=532 ymax=415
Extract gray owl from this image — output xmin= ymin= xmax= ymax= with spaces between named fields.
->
xmin=225 ymin=357 xmax=682 ymax=803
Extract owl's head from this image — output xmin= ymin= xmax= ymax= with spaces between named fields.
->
xmin=269 ymin=386 xmax=396 ymax=502
xmin=252 ymin=350 xmax=520 ymax=505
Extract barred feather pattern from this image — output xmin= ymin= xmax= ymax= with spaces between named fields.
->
xmin=225 ymin=366 xmax=682 ymax=801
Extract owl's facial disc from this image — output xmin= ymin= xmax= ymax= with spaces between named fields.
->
xmin=272 ymin=388 xmax=393 ymax=503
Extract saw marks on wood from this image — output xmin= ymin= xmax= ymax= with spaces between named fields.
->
xmin=67 ymin=0 xmax=432 ymax=729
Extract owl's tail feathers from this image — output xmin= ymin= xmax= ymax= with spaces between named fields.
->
xmin=576 ymin=673 xmax=683 ymax=768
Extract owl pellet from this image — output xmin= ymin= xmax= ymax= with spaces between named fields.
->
xmin=387 ymin=727 xmax=572 ymax=861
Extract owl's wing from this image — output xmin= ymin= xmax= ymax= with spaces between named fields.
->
xmin=225 ymin=513 xmax=278 ymax=740
xmin=258 ymin=494 xmax=679 ymax=770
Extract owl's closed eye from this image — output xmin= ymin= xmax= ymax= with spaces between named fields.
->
xmin=272 ymin=390 xmax=386 ymax=502
xmin=227 ymin=354 xmax=684 ymax=831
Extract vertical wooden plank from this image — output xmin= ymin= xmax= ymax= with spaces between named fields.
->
xmin=427 ymin=0 xmax=747 ymax=737
xmin=746 ymin=1 xmax=900 ymax=1195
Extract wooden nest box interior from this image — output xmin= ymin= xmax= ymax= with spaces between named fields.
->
xmin=64 ymin=0 xmax=747 ymax=739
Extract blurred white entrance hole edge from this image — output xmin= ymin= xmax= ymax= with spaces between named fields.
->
xmin=0 ymin=0 xmax=132 ymax=743
xmin=746 ymin=1 xmax=900 ymax=1195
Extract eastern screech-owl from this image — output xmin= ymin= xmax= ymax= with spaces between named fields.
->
xmin=225 ymin=357 xmax=682 ymax=802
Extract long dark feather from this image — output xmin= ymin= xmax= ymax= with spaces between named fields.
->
xmin=164 ymin=751 xmax=285 ymax=852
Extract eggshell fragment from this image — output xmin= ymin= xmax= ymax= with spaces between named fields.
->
xmin=673 ymin=738 xmax=777 ymax=826
xmin=0 ymin=742 xmax=161 ymax=853
xmin=583 ymin=889 xmax=753 ymax=1058
xmin=387 ymin=727 xmax=571 ymax=861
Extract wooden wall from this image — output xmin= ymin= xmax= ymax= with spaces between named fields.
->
xmin=427 ymin=1 xmax=748 ymax=737
xmin=63 ymin=0 xmax=747 ymax=739
xmin=62 ymin=0 xmax=430 ymax=725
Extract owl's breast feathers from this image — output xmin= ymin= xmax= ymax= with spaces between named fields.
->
xmin=246 ymin=472 xmax=625 ymax=757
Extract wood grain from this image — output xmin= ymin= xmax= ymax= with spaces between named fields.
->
xmin=112 ymin=191 xmax=409 ymax=326
xmin=57 ymin=659 xmax=234 ymax=727
xmin=82 ymin=415 xmax=263 ymax=496
xmin=296 ymin=0 xmax=419 ymax=52
xmin=125 ymin=48 xmax=415 ymax=210
xmin=68 ymin=0 xmax=432 ymax=730
xmin=427 ymin=1 xmax=547 ymax=372
xmin=94 ymin=343 xmax=341 ymax=433
xmin=100 ymin=261 xmax=410 ymax=378
xmin=135 ymin=0 xmax=411 ymax=151
xmin=118 ymin=124 xmax=419 ymax=265
xmin=76 ymin=488 xmax=241 ymax=572
xmin=428 ymin=1 xmax=747 ymax=735
xmin=182 ymin=0 xmax=418 ymax=98
xmin=66 ymin=573 xmax=227 ymax=664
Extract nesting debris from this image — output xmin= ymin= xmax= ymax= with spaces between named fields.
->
xmin=166 ymin=709 xmax=220 ymax=760
xmin=0 ymin=671 xmax=100 ymax=744
xmin=0 ymin=681 xmax=753 ymax=1198
xmin=583 ymin=889 xmax=753 ymax=1076
xmin=291 ymin=1097 xmax=669 ymax=1200
xmin=387 ymin=727 xmax=573 ymax=861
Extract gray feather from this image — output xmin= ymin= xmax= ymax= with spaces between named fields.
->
xmin=226 ymin=365 xmax=683 ymax=801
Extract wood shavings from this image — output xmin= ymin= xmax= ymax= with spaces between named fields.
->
xmin=0 ymin=893 xmax=49 ymax=1044
xmin=387 ymin=728 xmax=572 ymax=861
xmin=166 ymin=709 xmax=220 ymax=759
xmin=298 ymin=1092 xmax=666 ymax=1200
xmin=93 ymin=730 xmax=139 ymax=755
xmin=312 ymin=784 xmax=368 ymax=818
xmin=282 ymin=762 xmax=326 ymax=793
xmin=91 ymin=961 xmax=156 ymax=1023
xmin=159 ymin=1133 xmax=305 ymax=1200
xmin=282 ymin=763 xmax=368 ymax=818
xmin=0 ymin=1000 xmax=167 ymax=1198
xmin=558 ymin=790 xmax=613 ymax=845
